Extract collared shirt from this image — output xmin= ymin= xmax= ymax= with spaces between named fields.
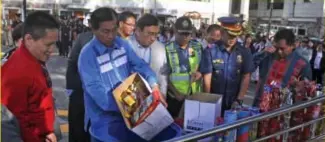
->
xmin=314 ymin=51 xmax=323 ymax=69
xmin=78 ymin=36 xmax=157 ymax=141
xmin=201 ymin=39 xmax=208 ymax=50
xmin=1 ymin=44 xmax=55 ymax=142
xmin=252 ymin=51 xmax=312 ymax=106
xmin=199 ymin=43 xmax=253 ymax=100
xmin=129 ymin=35 xmax=169 ymax=96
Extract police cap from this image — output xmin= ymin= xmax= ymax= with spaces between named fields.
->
xmin=218 ymin=16 xmax=242 ymax=36
xmin=175 ymin=16 xmax=193 ymax=34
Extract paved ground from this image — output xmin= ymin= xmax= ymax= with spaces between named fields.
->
xmin=47 ymin=54 xmax=258 ymax=142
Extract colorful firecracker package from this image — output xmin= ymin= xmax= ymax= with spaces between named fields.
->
xmin=301 ymin=126 xmax=312 ymax=141
xmin=215 ymin=117 xmax=224 ymax=142
xmin=236 ymin=110 xmax=250 ymax=142
xmin=223 ymin=110 xmax=238 ymax=142
xmin=257 ymin=119 xmax=269 ymax=138
xmin=270 ymin=84 xmax=281 ymax=110
xmin=260 ymin=85 xmax=272 ymax=113
xmin=249 ymin=107 xmax=260 ymax=141
xmin=266 ymin=116 xmax=283 ymax=142
xmin=314 ymin=84 xmax=324 ymax=136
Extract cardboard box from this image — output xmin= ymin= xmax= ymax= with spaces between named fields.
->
xmin=113 ymin=73 xmax=173 ymax=141
xmin=179 ymin=93 xmax=223 ymax=131
xmin=178 ymin=93 xmax=223 ymax=142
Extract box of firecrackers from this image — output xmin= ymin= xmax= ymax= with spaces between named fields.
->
xmin=114 ymin=74 xmax=160 ymax=128
xmin=211 ymin=80 xmax=323 ymax=142
xmin=257 ymin=80 xmax=323 ymax=142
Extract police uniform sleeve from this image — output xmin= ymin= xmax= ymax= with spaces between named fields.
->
xmin=78 ymin=47 xmax=115 ymax=111
xmin=199 ymin=48 xmax=213 ymax=74
xmin=125 ymin=42 xmax=158 ymax=87
xmin=241 ymin=48 xmax=254 ymax=74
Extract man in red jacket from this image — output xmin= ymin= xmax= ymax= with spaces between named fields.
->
xmin=1 ymin=11 xmax=60 ymax=142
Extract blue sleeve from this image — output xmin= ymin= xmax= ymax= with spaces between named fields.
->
xmin=301 ymin=61 xmax=312 ymax=80
xmin=78 ymin=47 xmax=114 ymax=111
xmin=253 ymin=51 xmax=271 ymax=70
xmin=199 ymin=48 xmax=213 ymax=74
xmin=125 ymin=43 xmax=158 ymax=87
xmin=241 ymin=48 xmax=254 ymax=74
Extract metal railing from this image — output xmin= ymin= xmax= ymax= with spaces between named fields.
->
xmin=164 ymin=95 xmax=325 ymax=142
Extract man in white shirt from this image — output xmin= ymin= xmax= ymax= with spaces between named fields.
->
xmin=129 ymin=14 xmax=169 ymax=97
xmin=310 ymin=44 xmax=325 ymax=85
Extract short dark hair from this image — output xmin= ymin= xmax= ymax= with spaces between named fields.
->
xmin=136 ymin=14 xmax=159 ymax=30
xmin=23 ymin=11 xmax=59 ymax=40
xmin=274 ymin=29 xmax=295 ymax=46
xmin=245 ymin=34 xmax=252 ymax=39
xmin=12 ymin=23 xmax=23 ymax=42
xmin=90 ymin=7 xmax=118 ymax=30
xmin=118 ymin=11 xmax=136 ymax=23
xmin=206 ymin=24 xmax=223 ymax=34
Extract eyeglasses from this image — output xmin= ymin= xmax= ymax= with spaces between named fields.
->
xmin=143 ymin=31 xmax=159 ymax=37
xmin=124 ymin=22 xmax=135 ymax=28
xmin=41 ymin=64 xmax=52 ymax=88
xmin=179 ymin=32 xmax=191 ymax=37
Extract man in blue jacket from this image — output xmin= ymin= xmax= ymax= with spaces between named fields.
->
xmin=78 ymin=7 xmax=169 ymax=142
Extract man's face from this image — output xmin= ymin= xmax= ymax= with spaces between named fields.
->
xmin=207 ymin=30 xmax=221 ymax=43
xmin=275 ymin=39 xmax=292 ymax=59
xmin=175 ymin=31 xmax=191 ymax=46
xmin=136 ymin=26 xmax=159 ymax=47
xmin=24 ymin=29 xmax=58 ymax=62
xmin=225 ymin=34 xmax=237 ymax=48
xmin=94 ymin=20 xmax=118 ymax=47
xmin=120 ymin=17 xmax=136 ymax=36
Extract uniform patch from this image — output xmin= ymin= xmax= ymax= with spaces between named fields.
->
xmin=213 ymin=59 xmax=224 ymax=64
xmin=237 ymin=55 xmax=242 ymax=63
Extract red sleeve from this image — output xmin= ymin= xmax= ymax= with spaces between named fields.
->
xmin=28 ymin=74 xmax=55 ymax=137
xmin=1 ymin=72 xmax=39 ymax=141
xmin=1 ymin=72 xmax=55 ymax=142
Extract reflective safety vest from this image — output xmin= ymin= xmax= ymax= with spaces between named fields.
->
xmin=166 ymin=41 xmax=202 ymax=95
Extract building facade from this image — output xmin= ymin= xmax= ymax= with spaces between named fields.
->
xmin=249 ymin=0 xmax=324 ymax=37
xmin=2 ymin=0 xmax=250 ymax=28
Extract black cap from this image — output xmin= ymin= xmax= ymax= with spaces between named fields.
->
xmin=175 ymin=16 xmax=193 ymax=33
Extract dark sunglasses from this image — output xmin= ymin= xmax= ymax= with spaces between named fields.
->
xmin=179 ymin=32 xmax=191 ymax=36
xmin=41 ymin=64 xmax=52 ymax=88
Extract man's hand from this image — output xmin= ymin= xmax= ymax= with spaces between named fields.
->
xmin=191 ymin=72 xmax=202 ymax=83
xmin=264 ymin=46 xmax=276 ymax=53
xmin=152 ymin=85 xmax=168 ymax=107
xmin=45 ymin=132 xmax=57 ymax=142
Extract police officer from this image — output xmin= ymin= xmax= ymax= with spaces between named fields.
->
xmin=200 ymin=17 xmax=253 ymax=114
xmin=166 ymin=16 xmax=203 ymax=118
xmin=60 ymin=16 xmax=71 ymax=57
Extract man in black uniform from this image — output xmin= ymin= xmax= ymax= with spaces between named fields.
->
xmin=66 ymin=19 xmax=93 ymax=142
xmin=60 ymin=16 xmax=71 ymax=57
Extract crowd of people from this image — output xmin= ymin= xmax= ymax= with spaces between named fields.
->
xmin=1 ymin=6 xmax=325 ymax=142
